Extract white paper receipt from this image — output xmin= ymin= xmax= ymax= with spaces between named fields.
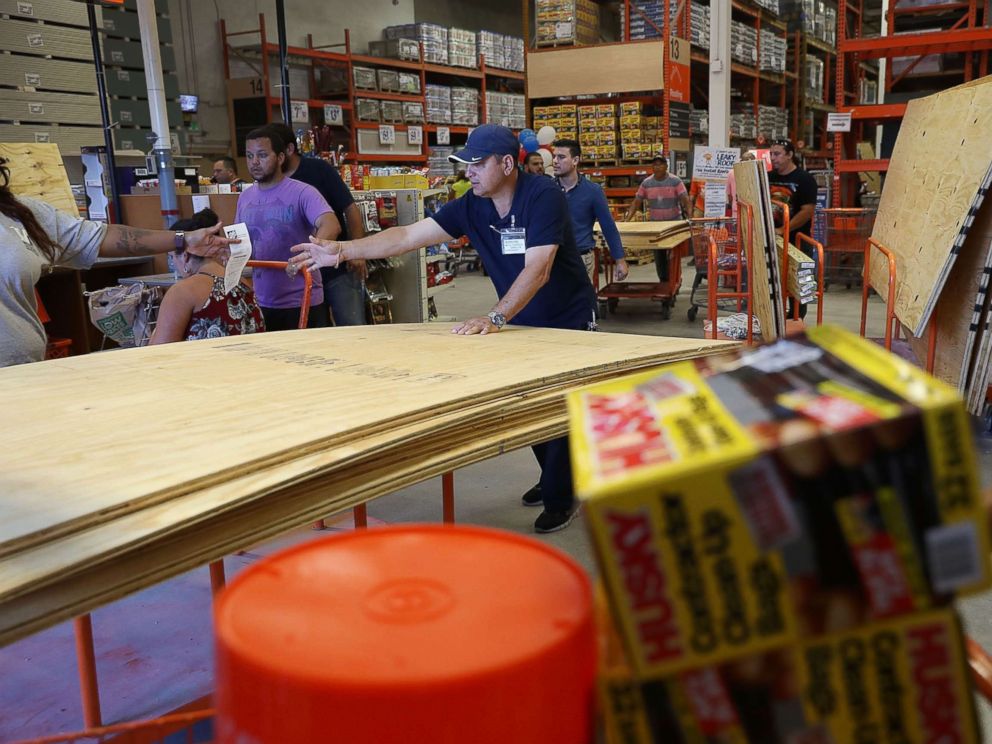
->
xmin=223 ymin=223 xmax=252 ymax=294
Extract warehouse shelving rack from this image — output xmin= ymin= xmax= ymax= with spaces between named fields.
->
xmin=219 ymin=15 xmax=526 ymax=164
xmin=832 ymin=0 xmax=992 ymax=205
xmin=526 ymin=0 xmax=795 ymax=206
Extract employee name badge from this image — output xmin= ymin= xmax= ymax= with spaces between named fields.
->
xmin=497 ymin=216 xmax=526 ymax=255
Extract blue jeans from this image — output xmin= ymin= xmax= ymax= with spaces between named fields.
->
xmin=324 ymin=271 xmax=366 ymax=326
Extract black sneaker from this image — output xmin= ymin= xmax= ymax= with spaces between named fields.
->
xmin=521 ymin=483 xmax=543 ymax=507
xmin=534 ymin=506 xmax=580 ymax=534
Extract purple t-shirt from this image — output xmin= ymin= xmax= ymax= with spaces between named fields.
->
xmin=234 ymin=178 xmax=332 ymax=309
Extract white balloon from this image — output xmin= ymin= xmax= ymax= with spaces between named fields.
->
xmin=539 ymin=149 xmax=553 ymax=169
xmin=536 ymin=126 xmax=557 ymax=145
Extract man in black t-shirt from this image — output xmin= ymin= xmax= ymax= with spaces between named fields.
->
xmin=767 ymin=139 xmax=818 ymax=247
xmin=768 ymin=139 xmax=819 ymax=318
xmin=267 ymin=123 xmax=368 ymax=326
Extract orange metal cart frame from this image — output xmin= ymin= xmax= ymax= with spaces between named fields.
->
xmin=595 ymin=241 xmax=685 ymax=320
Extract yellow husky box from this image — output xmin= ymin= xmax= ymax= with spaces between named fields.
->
xmin=570 ymin=326 xmax=990 ymax=680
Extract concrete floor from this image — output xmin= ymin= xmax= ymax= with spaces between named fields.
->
xmin=3 ymin=262 xmax=992 ymax=740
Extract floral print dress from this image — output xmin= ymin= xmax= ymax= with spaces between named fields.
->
xmin=185 ymin=274 xmax=265 ymax=341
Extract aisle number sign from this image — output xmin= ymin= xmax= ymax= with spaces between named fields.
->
xmin=379 ymin=125 xmax=396 ymax=145
xmin=323 ymin=104 xmax=344 ymax=126
xmin=827 ymin=112 xmax=852 ymax=132
xmin=668 ymin=36 xmax=691 ymax=103
xmin=436 ymin=127 xmax=451 ymax=145
xmin=290 ymin=100 xmax=309 ymax=123
xmin=407 ymin=125 xmax=423 ymax=145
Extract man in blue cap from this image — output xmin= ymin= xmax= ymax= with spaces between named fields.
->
xmin=289 ymin=123 xmax=595 ymax=534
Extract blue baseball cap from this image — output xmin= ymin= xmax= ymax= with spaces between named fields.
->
xmin=449 ymin=124 xmax=519 ymax=164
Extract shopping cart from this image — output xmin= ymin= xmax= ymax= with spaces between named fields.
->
xmin=818 ymin=207 xmax=876 ymax=290
xmin=686 ymin=217 xmax=740 ymax=322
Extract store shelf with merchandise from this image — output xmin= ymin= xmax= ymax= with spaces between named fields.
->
xmin=219 ymin=16 xmax=526 ymax=167
xmin=528 ymin=0 xmax=795 ymax=208
xmin=831 ymin=0 xmax=992 ymax=205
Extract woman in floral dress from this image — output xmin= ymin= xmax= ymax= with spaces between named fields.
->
xmin=149 ymin=210 xmax=265 ymax=344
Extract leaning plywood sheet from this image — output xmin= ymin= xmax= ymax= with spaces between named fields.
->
xmin=0 ymin=142 xmax=78 ymax=216
xmin=734 ymin=160 xmax=779 ymax=342
xmin=869 ymin=79 xmax=992 ymax=336
xmin=907 ymin=197 xmax=992 ymax=391
xmin=967 ymin=310 xmax=992 ymax=414
xmin=758 ymin=166 xmax=786 ymax=332
xmin=0 ymin=325 xmax=730 ymax=558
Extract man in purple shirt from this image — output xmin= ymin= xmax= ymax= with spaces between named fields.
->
xmin=235 ymin=127 xmax=341 ymax=331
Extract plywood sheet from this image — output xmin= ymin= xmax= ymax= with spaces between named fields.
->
xmin=757 ymin=166 xmax=786 ymax=333
xmin=907 ymin=198 xmax=992 ymax=390
xmin=0 ymin=142 xmax=78 ymax=216
xmin=869 ymin=78 xmax=992 ymax=335
xmin=527 ymin=41 xmax=665 ymax=99
xmin=0 ymin=325 xmax=730 ymax=558
xmin=734 ymin=160 xmax=779 ymax=342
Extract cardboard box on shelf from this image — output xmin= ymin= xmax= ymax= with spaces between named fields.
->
xmin=367 ymin=173 xmax=429 ymax=190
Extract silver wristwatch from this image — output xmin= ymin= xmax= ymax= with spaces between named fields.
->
xmin=487 ymin=311 xmax=506 ymax=329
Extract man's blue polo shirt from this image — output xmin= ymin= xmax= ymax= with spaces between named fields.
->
xmin=557 ymin=174 xmax=625 ymax=260
xmin=432 ymin=172 xmax=595 ymax=330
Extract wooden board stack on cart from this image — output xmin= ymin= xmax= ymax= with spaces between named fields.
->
xmin=594 ymin=219 xmax=691 ymax=251
xmin=0 ymin=325 xmax=732 ymax=646
xmin=865 ymin=77 xmax=992 ymax=414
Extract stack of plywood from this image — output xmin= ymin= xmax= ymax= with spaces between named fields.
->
xmin=733 ymin=160 xmax=785 ymax=341
xmin=0 ymin=325 xmax=732 ymax=646
xmin=867 ymin=77 xmax=992 ymax=414
xmin=594 ymin=220 xmax=692 ymax=254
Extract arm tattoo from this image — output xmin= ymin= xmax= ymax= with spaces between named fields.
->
xmin=115 ymin=226 xmax=155 ymax=255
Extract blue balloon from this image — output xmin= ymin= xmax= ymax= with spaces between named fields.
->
xmin=519 ymin=128 xmax=536 ymax=143
xmin=522 ymin=134 xmax=540 ymax=153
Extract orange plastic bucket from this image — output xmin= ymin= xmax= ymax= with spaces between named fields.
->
xmin=214 ymin=525 xmax=596 ymax=743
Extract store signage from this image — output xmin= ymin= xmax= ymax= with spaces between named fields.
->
xmin=704 ymin=182 xmax=728 ymax=218
xmin=379 ymin=125 xmax=396 ymax=145
xmin=827 ymin=112 xmax=852 ymax=132
xmin=692 ymin=146 xmax=741 ymax=180
xmin=668 ymin=36 xmax=691 ymax=103
xmin=436 ymin=127 xmax=451 ymax=145
xmin=669 ymin=101 xmax=691 ymax=139
xmin=290 ymin=100 xmax=309 ymax=123
xmin=323 ymin=104 xmax=343 ymax=126
xmin=407 ymin=125 xmax=423 ymax=145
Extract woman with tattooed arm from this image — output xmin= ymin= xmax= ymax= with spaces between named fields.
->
xmin=0 ymin=157 xmax=235 ymax=367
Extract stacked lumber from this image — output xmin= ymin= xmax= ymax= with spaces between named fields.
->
xmin=866 ymin=77 xmax=992 ymax=413
xmin=733 ymin=160 xmax=784 ymax=341
xmin=594 ymin=220 xmax=691 ymax=253
xmin=0 ymin=325 xmax=732 ymax=645
xmin=777 ymin=237 xmax=818 ymax=304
